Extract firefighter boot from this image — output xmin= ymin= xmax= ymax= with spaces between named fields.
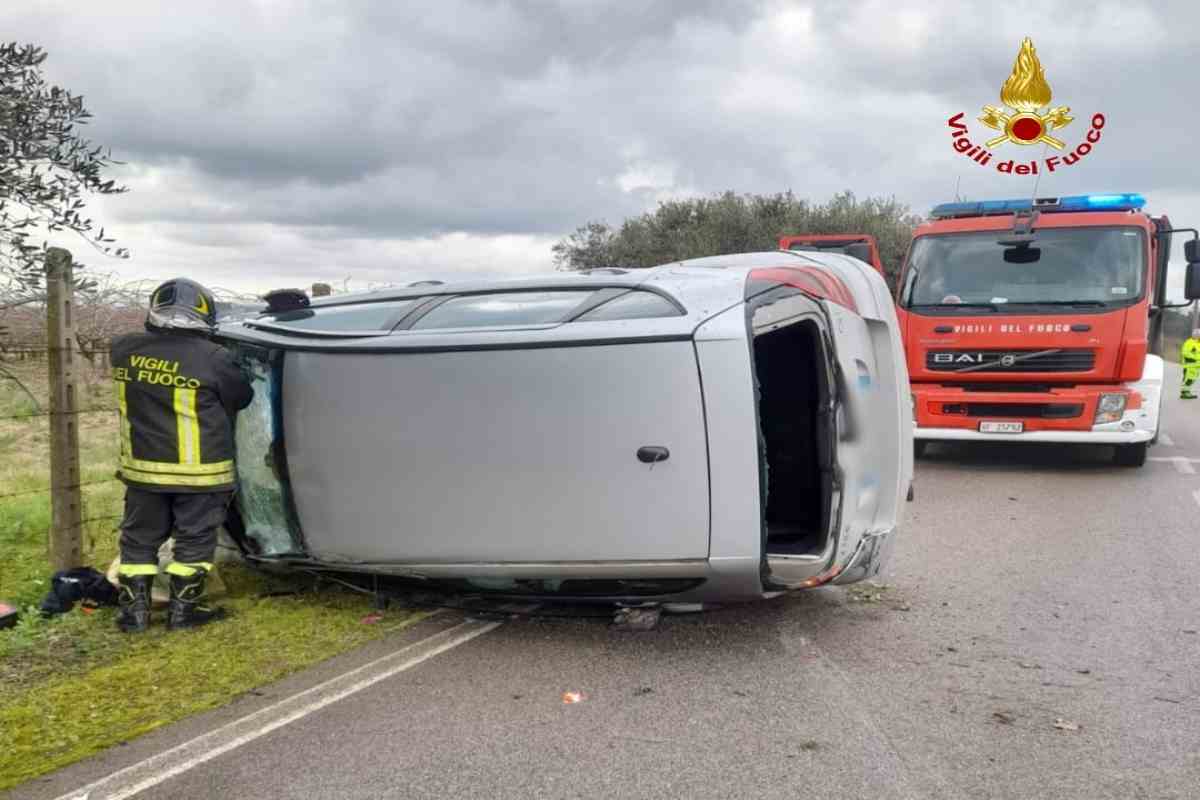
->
xmin=116 ymin=574 xmax=153 ymax=633
xmin=166 ymin=567 xmax=227 ymax=631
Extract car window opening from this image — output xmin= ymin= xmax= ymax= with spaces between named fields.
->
xmin=754 ymin=319 xmax=831 ymax=558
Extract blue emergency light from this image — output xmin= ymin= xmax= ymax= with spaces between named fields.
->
xmin=929 ymin=193 xmax=1145 ymax=219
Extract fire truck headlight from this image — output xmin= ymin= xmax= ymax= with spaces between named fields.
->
xmin=1094 ymin=393 xmax=1127 ymax=424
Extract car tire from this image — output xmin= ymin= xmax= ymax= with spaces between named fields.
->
xmin=914 ymin=441 xmax=928 ymax=458
xmin=1113 ymin=442 xmax=1147 ymax=467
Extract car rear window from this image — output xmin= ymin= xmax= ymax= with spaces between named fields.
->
xmin=410 ymin=291 xmax=592 ymax=330
xmin=575 ymin=291 xmax=683 ymax=322
xmin=261 ymin=299 xmax=420 ymax=332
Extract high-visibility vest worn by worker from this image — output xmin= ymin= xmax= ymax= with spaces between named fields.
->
xmin=1182 ymin=335 xmax=1200 ymax=400
xmin=111 ymin=330 xmax=253 ymax=491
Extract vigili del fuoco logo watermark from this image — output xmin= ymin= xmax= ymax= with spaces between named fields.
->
xmin=947 ymin=37 xmax=1105 ymax=176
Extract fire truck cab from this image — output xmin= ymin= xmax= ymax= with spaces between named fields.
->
xmin=896 ymin=193 xmax=1200 ymax=467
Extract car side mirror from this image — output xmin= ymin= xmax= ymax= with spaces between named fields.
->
xmin=1185 ymin=261 xmax=1200 ymax=301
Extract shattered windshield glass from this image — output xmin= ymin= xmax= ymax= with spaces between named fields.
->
xmin=233 ymin=351 xmax=304 ymax=556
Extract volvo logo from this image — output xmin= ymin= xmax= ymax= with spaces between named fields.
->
xmin=999 ymin=354 xmax=1017 ymax=367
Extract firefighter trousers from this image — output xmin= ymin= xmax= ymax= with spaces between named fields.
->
xmin=118 ymin=488 xmax=234 ymax=567
xmin=1184 ymin=364 xmax=1199 ymax=398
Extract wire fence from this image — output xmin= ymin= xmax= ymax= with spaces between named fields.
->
xmin=0 ymin=479 xmax=123 ymax=502
xmin=2 ymin=386 xmax=122 ymax=510
xmin=0 ymin=407 xmax=117 ymax=421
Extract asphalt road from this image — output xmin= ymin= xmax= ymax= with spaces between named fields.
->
xmin=17 ymin=369 xmax=1200 ymax=800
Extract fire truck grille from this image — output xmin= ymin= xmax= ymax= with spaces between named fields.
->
xmin=925 ymin=349 xmax=1095 ymax=373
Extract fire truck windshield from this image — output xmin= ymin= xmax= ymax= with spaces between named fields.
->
xmin=901 ymin=226 xmax=1146 ymax=311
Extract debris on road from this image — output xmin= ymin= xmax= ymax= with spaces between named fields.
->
xmin=562 ymin=691 xmax=586 ymax=704
xmin=799 ymin=740 xmax=821 ymax=751
xmin=1018 ymin=662 xmax=1042 ymax=670
xmin=849 ymin=583 xmax=889 ymax=603
xmin=633 ymin=687 xmax=654 ymax=697
xmin=992 ymin=711 xmax=1017 ymax=725
xmin=612 ymin=607 xmax=661 ymax=631
xmin=1052 ymin=718 xmax=1080 ymax=731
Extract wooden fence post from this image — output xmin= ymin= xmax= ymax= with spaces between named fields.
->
xmin=46 ymin=247 xmax=83 ymax=570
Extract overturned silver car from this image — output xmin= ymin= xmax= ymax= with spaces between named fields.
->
xmin=215 ymin=251 xmax=912 ymax=604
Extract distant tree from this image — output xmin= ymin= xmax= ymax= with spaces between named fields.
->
xmin=0 ymin=42 xmax=129 ymax=311
xmin=553 ymin=191 xmax=922 ymax=287
xmin=551 ymin=221 xmax=619 ymax=272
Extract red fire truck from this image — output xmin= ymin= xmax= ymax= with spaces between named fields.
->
xmin=895 ymin=193 xmax=1200 ymax=466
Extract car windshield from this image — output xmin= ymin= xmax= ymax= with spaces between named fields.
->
xmin=901 ymin=226 xmax=1146 ymax=309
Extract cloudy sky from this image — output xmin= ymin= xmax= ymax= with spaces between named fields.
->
xmin=3 ymin=0 xmax=1198 ymax=297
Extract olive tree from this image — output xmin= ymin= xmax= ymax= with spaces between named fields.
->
xmin=553 ymin=190 xmax=921 ymax=288
xmin=1 ymin=42 xmax=128 ymax=312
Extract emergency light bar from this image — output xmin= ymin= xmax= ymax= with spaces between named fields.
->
xmin=929 ymin=193 xmax=1146 ymax=219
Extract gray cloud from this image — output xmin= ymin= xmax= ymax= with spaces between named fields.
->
xmin=2 ymin=0 xmax=1198 ymax=291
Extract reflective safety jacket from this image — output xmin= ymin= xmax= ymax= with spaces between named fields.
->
xmin=111 ymin=331 xmax=253 ymax=492
xmin=1183 ymin=337 xmax=1200 ymax=366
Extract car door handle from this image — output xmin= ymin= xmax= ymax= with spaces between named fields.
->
xmin=637 ymin=446 xmax=670 ymax=464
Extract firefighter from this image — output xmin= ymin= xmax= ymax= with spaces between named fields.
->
xmin=1183 ymin=329 xmax=1200 ymax=400
xmin=111 ymin=279 xmax=253 ymax=632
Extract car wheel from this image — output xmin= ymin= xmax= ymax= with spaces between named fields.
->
xmin=1113 ymin=442 xmax=1147 ymax=467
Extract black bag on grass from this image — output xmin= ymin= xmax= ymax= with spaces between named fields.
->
xmin=39 ymin=567 xmax=120 ymax=617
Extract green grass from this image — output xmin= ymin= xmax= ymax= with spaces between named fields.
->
xmin=0 ymin=361 xmax=421 ymax=790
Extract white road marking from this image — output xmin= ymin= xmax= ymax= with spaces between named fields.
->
xmin=1158 ymin=432 xmax=1175 ymax=447
xmin=56 ymin=616 xmax=500 ymax=800
xmin=1148 ymin=457 xmax=1199 ymax=474
xmin=1193 ymin=489 xmax=1200 ymax=510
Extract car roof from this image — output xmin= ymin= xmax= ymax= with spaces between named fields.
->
xmin=216 ymin=251 xmax=868 ymax=351
xmin=301 ymin=251 xmax=831 ymax=309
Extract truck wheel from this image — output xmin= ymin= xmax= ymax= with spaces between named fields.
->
xmin=1113 ymin=442 xmax=1147 ymax=467
xmin=914 ymin=441 xmax=928 ymax=458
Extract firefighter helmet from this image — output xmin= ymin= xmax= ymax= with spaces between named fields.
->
xmin=146 ymin=278 xmax=218 ymax=333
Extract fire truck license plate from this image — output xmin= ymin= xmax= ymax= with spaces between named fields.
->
xmin=979 ymin=421 xmax=1023 ymax=433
